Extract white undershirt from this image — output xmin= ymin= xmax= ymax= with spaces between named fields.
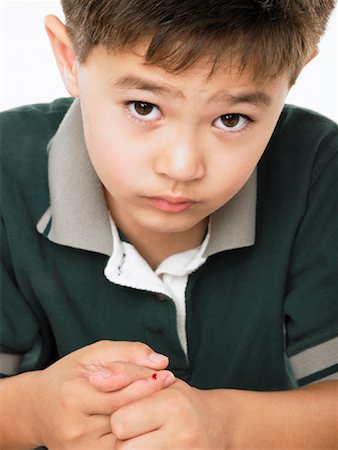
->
xmin=104 ymin=219 xmax=210 ymax=356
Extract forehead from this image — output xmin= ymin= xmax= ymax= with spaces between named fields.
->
xmin=80 ymin=43 xmax=290 ymax=103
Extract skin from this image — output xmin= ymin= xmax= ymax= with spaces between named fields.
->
xmin=77 ymin=49 xmax=289 ymax=269
xmin=1 ymin=14 xmax=336 ymax=450
xmin=45 ymin=16 xmax=289 ymax=269
xmin=0 ymin=341 xmax=175 ymax=449
xmin=45 ymin=15 xmax=336 ymax=448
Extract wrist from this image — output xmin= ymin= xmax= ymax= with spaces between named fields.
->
xmin=0 ymin=370 xmax=44 ymax=449
xmin=19 ymin=370 xmax=45 ymax=448
xmin=197 ymin=388 xmax=240 ymax=449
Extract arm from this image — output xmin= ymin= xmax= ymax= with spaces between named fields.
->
xmin=0 ymin=341 xmax=175 ymax=450
xmin=212 ymin=380 xmax=338 ymax=449
xmin=0 ymin=371 xmax=41 ymax=450
xmin=108 ymin=379 xmax=338 ymax=449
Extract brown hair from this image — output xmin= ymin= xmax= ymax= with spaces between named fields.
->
xmin=61 ymin=0 xmax=336 ymax=83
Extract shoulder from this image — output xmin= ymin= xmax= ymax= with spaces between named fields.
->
xmin=0 ymin=97 xmax=74 ymax=155
xmin=0 ymin=98 xmax=74 ymax=219
xmin=256 ymin=105 xmax=337 ymax=240
xmin=261 ymin=105 xmax=338 ymax=183
xmin=277 ymin=104 xmax=336 ymax=148
xmin=0 ymin=97 xmax=73 ymax=176
xmin=0 ymin=97 xmax=74 ymax=125
xmin=273 ymin=104 xmax=337 ymax=149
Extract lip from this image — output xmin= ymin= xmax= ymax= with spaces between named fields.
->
xmin=145 ymin=195 xmax=196 ymax=212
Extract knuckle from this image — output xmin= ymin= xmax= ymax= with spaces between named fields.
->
xmin=88 ymin=339 xmax=112 ymax=351
xmin=80 ymin=339 xmax=106 ymax=357
xmin=59 ymin=422 xmax=86 ymax=443
xmin=131 ymin=341 xmax=151 ymax=354
xmin=178 ymin=426 xmax=200 ymax=446
xmin=111 ymin=413 xmax=130 ymax=440
xmin=94 ymin=339 xmax=112 ymax=349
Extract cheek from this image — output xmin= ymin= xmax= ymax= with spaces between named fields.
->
xmin=211 ymin=142 xmax=260 ymax=180
xmin=85 ymin=132 xmax=154 ymax=198
xmin=208 ymin=161 xmax=255 ymax=212
xmin=83 ymin=118 xmax=138 ymax=171
xmin=207 ymin=135 xmax=267 ymax=204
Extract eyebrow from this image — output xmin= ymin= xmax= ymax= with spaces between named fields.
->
xmin=111 ymin=75 xmax=272 ymax=107
xmin=211 ymin=90 xmax=272 ymax=107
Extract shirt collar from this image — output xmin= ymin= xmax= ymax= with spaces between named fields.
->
xmin=37 ymin=98 xmax=256 ymax=257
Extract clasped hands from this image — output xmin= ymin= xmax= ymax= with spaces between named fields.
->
xmin=29 ymin=340 xmax=227 ymax=449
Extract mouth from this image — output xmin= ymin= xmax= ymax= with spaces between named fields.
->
xmin=145 ymin=195 xmax=196 ymax=212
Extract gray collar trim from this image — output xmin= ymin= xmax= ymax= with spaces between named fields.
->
xmin=205 ymin=171 xmax=256 ymax=257
xmin=37 ymin=99 xmax=113 ymax=255
xmin=37 ymin=98 xmax=256 ymax=257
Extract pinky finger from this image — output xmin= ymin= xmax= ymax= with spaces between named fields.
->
xmin=98 ymin=432 xmax=117 ymax=449
xmin=115 ymin=431 xmax=160 ymax=450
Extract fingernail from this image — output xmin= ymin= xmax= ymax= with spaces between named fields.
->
xmin=147 ymin=353 xmax=168 ymax=363
xmin=164 ymin=373 xmax=176 ymax=387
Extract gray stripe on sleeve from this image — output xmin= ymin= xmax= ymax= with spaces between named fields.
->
xmin=290 ymin=336 xmax=338 ymax=380
xmin=309 ymin=372 xmax=338 ymax=384
xmin=0 ymin=353 xmax=22 ymax=375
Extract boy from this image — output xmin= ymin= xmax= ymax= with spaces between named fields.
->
xmin=1 ymin=0 xmax=337 ymax=448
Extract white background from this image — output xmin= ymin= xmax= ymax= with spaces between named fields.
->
xmin=0 ymin=0 xmax=337 ymax=121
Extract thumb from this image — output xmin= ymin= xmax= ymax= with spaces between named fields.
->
xmin=82 ymin=340 xmax=169 ymax=370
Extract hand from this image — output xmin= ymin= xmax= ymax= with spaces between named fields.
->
xmin=110 ymin=379 xmax=229 ymax=449
xmin=27 ymin=340 xmax=175 ymax=449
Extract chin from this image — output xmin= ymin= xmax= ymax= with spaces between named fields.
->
xmin=143 ymin=217 xmax=201 ymax=235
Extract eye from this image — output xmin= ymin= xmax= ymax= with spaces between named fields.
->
xmin=213 ymin=114 xmax=251 ymax=132
xmin=127 ymin=101 xmax=162 ymax=121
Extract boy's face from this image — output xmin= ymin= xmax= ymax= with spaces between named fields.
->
xmin=73 ymin=43 xmax=289 ymax=239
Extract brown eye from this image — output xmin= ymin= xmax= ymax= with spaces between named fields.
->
xmin=127 ymin=101 xmax=162 ymax=121
xmin=213 ymin=113 xmax=250 ymax=132
xmin=220 ymin=114 xmax=240 ymax=127
xmin=134 ymin=102 xmax=154 ymax=116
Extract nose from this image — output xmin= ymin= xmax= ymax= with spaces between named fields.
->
xmin=154 ymin=131 xmax=205 ymax=182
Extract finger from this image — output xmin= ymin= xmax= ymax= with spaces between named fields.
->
xmin=89 ymin=361 xmax=171 ymax=392
xmin=106 ymin=370 xmax=175 ymax=412
xmin=80 ymin=340 xmax=169 ymax=372
xmin=86 ymin=370 xmax=175 ymax=415
xmin=115 ymin=430 xmax=159 ymax=450
xmin=97 ymin=432 xmax=117 ymax=449
xmin=111 ymin=390 xmax=167 ymax=440
xmin=58 ymin=378 xmax=118 ymax=415
xmin=84 ymin=414 xmax=113 ymax=437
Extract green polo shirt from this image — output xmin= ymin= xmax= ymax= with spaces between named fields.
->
xmin=1 ymin=97 xmax=337 ymax=390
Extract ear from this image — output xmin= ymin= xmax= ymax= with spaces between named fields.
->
xmin=304 ymin=48 xmax=319 ymax=66
xmin=44 ymin=15 xmax=79 ymax=97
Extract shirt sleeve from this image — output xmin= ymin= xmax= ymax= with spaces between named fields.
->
xmin=0 ymin=216 xmax=40 ymax=376
xmin=284 ymin=142 xmax=338 ymax=386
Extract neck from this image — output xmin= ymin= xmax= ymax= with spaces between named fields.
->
xmin=105 ymin=190 xmax=209 ymax=269
xmin=125 ymin=221 xmax=208 ymax=270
